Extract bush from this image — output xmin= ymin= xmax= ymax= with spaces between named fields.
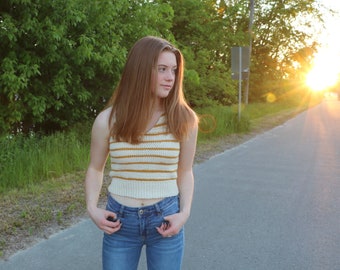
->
xmin=196 ymin=105 xmax=250 ymax=141
xmin=0 ymin=124 xmax=91 ymax=193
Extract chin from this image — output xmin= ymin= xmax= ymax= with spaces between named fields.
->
xmin=157 ymin=92 xmax=171 ymax=99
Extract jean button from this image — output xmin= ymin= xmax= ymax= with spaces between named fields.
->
xmin=139 ymin=209 xmax=144 ymax=215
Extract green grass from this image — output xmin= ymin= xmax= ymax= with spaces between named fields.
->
xmin=0 ymin=90 xmax=323 ymax=259
xmin=196 ymin=105 xmax=250 ymax=141
xmin=195 ymin=95 xmax=319 ymax=142
xmin=0 ymin=91 xmax=322 ymax=193
xmin=0 ymin=127 xmax=91 ymax=193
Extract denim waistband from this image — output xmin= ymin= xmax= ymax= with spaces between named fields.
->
xmin=107 ymin=195 xmax=179 ymax=218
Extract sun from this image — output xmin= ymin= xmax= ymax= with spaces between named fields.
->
xmin=303 ymin=0 xmax=340 ymax=92
xmin=306 ymin=67 xmax=338 ymax=92
xmin=306 ymin=50 xmax=340 ymax=92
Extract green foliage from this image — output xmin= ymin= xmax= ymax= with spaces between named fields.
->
xmin=0 ymin=0 xmax=173 ymax=134
xmin=1 ymin=0 xmax=125 ymax=133
xmin=196 ymin=105 xmax=250 ymax=141
xmin=0 ymin=91 xmax=322 ymax=193
xmin=0 ymin=124 xmax=91 ymax=192
xmin=0 ymin=0 xmax=326 ymax=135
xmin=169 ymin=0 xmax=244 ymax=107
xmin=116 ymin=0 xmax=174 ymax=48
xmin=248 ymin=0 xmax=322 ymax=101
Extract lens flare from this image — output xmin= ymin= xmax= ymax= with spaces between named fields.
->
xmin=305 ymin=50 xmax=340 ymax=92
xmin=198 ymin=114 xmax=217 ymax=134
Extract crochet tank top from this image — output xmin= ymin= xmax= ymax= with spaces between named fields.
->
xmin=108 ymin=115 xmax=180 ymax=199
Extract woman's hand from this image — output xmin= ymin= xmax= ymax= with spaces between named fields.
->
xmin=88 ymin=207 xmax=122 ymax=235
xmin=156 ymin=212 xmax=189 ymax=238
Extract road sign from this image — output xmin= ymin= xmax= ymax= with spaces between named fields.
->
xmin=231 ymin=46 xmax=250 ymax=121
xmin=231 ymin=47 xmax=250 ymax=80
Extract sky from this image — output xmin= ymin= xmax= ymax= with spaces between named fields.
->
xmin=314 ymin=0 xmax=340 ymax=59
xmin=313 ymin=1 xmax=340 ymax=78
xmin=319 ymin=0 xmax=340 ymax=49
xmin=303 ymin=0 xmax=340 ymax=90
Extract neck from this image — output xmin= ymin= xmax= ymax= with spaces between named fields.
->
xmin=153 ymin=98 xmax=165 ymax=113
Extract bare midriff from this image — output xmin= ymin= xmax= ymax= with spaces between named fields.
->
xmin=110 ymin=193 xmax=164 ymax=208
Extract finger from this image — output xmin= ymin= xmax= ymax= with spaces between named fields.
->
xmin=156 ymin=228 xmax=169 ymax=237
xmin=101 ymin=215 xmax=121 ymax=229
xmin=159 ymin=230 xmax=174 ymax=238
xmin=156 ymin=225 xmax=168 ymax=235
xmin=156 ymin=225 xmax=175 ymax=237
xmin=162 ymin=222 xmax=169 ymax=230
xmin=157 ymin=222 xmax=167 ymax=231
xmin=105 ymin=219 xmax=121 ymax=229
xmin=105 ymin=212 xmax=120 ymax=226
xmin=104 ymin=222 xmax=122 ymax=234
xmin=106 ymin=211 xmax=118 ymax=221
xmin=106 ymin=216 xmax=118 ymax=222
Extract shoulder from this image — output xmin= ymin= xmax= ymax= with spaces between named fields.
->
xmin=92 ymin=106 xmax=113 ymax=136
xmin=96 ymin=106 xmax=112 ymax=122
xmin=186 ymin=106 xmax=199 ymax=128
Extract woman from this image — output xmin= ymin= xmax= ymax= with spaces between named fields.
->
xmin=85 ymin=36 xmax=198 ymax=270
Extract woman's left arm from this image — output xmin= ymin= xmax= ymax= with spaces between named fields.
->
xmin=177 ymin=123 xmax=198 ymax=219
xmin=157 ymin=123 xmax=198 ymax=237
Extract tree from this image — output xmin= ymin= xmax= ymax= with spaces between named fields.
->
xmin=0 ymin=0 xmax=129 ymax=134
xmin=0 ymin=0 xmax=327 ymax=135
xmin=168 ymin=0 xmax=246 ymax=107
xmin=248 ymin=0 xmax=323 ymax=101
xmin=0 ymin=0 xmax=174 ymax=135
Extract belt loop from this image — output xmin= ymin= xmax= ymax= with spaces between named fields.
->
xmin=154 ymin=202 xmax=161 ymax=215
xmin=119 ymin=205 xmax=125 ymax=217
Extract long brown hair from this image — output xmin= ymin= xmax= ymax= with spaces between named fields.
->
xmin=108 ymin=36 xmax=197 ymax=144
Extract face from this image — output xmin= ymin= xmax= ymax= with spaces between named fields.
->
xmin=154 ymin=51 xmax=177 ymax=99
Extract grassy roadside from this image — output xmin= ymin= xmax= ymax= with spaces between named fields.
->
xmin=0 ymin=97 xmax=321 ymax=260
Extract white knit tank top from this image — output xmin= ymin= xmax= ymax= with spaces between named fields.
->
xmin=108 ymin=115 xmax=180 ymax=199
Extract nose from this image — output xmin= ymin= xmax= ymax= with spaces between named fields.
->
xmin=165 ymin=70 xmax=175 ymax=81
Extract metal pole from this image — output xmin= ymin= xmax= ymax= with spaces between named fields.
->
xmin=238 ymin=47 xmax=242 ymax=121
xmin=245 ymin=0 xmax=254 ymax=104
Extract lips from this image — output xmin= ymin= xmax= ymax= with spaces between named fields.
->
xmin=162 ymin=85 xmax=173 ymax=90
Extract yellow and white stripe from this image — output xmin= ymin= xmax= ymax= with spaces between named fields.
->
xmin=108 ymin=115 xmax=180 ymax=199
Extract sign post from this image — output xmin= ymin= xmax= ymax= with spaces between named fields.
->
xmin=231 ymin=46 xmax=249 ymax=120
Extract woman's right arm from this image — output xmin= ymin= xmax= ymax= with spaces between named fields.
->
xmin=85 ymin=108 xmax=121 ymax=234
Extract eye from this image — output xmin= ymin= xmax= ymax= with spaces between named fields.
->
xmin=158 ymin=67 xmax=166 ymax=73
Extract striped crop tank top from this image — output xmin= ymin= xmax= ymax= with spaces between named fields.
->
xmin=108 ymin=115 xmax=180 ymax=199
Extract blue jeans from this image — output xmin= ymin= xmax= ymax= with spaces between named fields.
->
xmin=102 ymin=195 xmax=184 ymax=270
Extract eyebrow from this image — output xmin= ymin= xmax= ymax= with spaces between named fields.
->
xmin=157 ymin=64 xmax=177 ymax=68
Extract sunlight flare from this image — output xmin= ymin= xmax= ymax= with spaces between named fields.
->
xmin=306 ymin=49 xmax=340 ymax=92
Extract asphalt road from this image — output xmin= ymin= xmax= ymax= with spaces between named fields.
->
xmin=1 ymin=98 xmax=339 ymax=270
